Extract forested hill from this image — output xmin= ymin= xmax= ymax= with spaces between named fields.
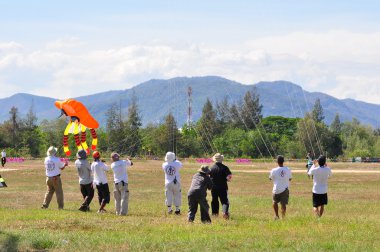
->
xmin=1 ymin=76 xmax=380 ymax=127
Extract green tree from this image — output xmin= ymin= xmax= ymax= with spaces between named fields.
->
xmin=106 ymin=103 xmax=125 ymax=153
xmin=240 ymin=89 xmax=263 ymax=130
xmin=197 ymin=98 xmax=219 ymax=153
xmin=311 ymin=98 xmax=325 ymax=123
xmin=124 ymin=94 xmax=142 ymax=156
xmin=330 ymin=113 xmax=342 ymax=135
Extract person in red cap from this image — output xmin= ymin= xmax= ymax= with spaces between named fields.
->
xmin=90 ymin=151 xmax=110 ymax=213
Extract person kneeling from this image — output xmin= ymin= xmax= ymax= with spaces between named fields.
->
xmin=187 ymin=165 xmax=213 ymax=223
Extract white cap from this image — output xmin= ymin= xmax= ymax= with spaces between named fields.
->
xmin=165 ymin=152 xmax=176 ymax=162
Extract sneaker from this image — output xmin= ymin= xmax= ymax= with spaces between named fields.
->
xmin=175 ymin=209 xmax=181 ymax=215
xmin=79 ymin=206 xmax=87 ymax=212
xmin=168 ymin=209 xmax=173 ymax=214
xmin=97 ymin=209 xmax=107 ymax=213
xmin=222 ymin=213 xmax=230 ymax=220
xmin=274 ymin=216 xmax=280 ymax=221
xmin=188 ymin=219 xmax=194 ymax=223
xmin=41 ymin=205 xmax=48 ymax=209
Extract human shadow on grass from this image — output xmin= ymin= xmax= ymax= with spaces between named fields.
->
xmin=0 ymin=231 xmax=20 ymax=252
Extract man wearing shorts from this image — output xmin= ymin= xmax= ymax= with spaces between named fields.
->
xmin=308 ymin=155 xmax=332 ymax=218
xmin=269 ymin=155 xmax=292 ymax=220
xmin=91 ymin=151 xmax=110 ymax=213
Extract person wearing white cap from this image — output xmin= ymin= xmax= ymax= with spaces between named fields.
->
xmin=1 ymin=149 xmax=6 ymax=167
xmin=111 ymin=152 xmax=133 ymax=216
xmin=41 ymin=146 xmax=68 ymax=209
xmin=162 ymin=151 xmax=183 ymax=215
xmin=210 ymin=153 xmax=232 ymax=219
xmin=75 ymin=149 xmax=94 ymax=212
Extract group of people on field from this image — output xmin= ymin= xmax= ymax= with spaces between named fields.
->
xmin=270 ymin=154 xmax=332 ymax=220
xmin=41 ymin=145 xmax=331 ymax=222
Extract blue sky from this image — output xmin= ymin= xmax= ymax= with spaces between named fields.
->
xmin=0 ymin=0 xmax=380 ymax=102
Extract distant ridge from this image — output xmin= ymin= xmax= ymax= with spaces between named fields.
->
xmin=1 ymin=76 xmax=380 ymax=128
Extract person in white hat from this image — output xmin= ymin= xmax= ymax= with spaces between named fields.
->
xmin=75 ymin=149 xmax=94 ymax=212
xmin=210 ymin=153 xmax=232 ymax=219
xmin=41 ymin=146 xmax=68 ymax=209
xmin=162 ymin=152 xmax=183 ymax=215
xmin=1 ymin=149 xmax=6 ymax=167
xmin=111 ymin=152 xmax=133 ymax=216
xmin=187 ymin=165 xmax=213 ymax=223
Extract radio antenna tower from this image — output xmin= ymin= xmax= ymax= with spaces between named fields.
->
xmin=187 ymin=86 xmax=193 ymax=127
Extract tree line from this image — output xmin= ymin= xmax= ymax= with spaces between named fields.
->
xmin=1 ymin=90 xmax=379 ymax=160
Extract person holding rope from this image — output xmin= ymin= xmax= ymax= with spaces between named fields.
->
xmin=111 ymin=152 xmax=133 ymax=216
xmin=41 ymin=146 xmax=68 ymax=209
xmin=162 ymin=152 xmax=182 ymax=215
xmin=210 ymin=153 xmax=232 ymax=219
xmin=269 ymin=155 xmax=292 ymax=220
xmin=306 ymin=152 xmax=314 ymax=178
xmin=308 ymin=155 xmax=332 ymax=218
xmin=91 ymin=151 xmax=110 ymax=213
xmin=75 ymin=149 xmax=94 ymax=212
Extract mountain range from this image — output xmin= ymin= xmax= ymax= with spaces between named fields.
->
xmin=1 ymin=76 xmax=379 ymax=128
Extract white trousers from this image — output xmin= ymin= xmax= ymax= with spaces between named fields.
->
xmin=165 ymin=182 xmax=181 ymax=207
xmin=114 ymin=182 xmax=129 ymax=215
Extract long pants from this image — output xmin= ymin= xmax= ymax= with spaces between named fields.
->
xmin=1 ymin=157 xmax=6 ymax=167
xmin=42 ymin=176 xmax=64 ymax=209
xmin=80 ymin=183 xmax=94 ymax=208
xmin=165 ymin=182 xmax=181 ymax=207
xmin=211 ymin=188 xmax=229 ymax=215
xmin=188 ymin=194 xmax=211 ymax=222
xmin=114 ymin=182 xmax=129 ymax=215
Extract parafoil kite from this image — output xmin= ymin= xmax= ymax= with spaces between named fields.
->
xmin=55 ymin=99 xmax=99 ymax=156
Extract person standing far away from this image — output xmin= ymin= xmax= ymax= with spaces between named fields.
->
xmin=1 ymin=149 xmax=6 ymax=167
xmin=209 ymin=153 xmax=232 ymax=219
xmin=308 ymin=155 xmax=332 ymax=218
xmin=306 ymin=152 xmax=314 ymax=178
xmin=187 ymin=165 xmax=213 ymax=223
xmin=111 ymin=152 xmax=133 ymax=216
xmin=162 ymin=152 xmax=183 ymax=215
xmin=91 ymin=151 xmax=110 ymax=213
xmin=269 ymin=155 xmax=292 ymax=220
xmin=75 ymin=149 xmax=94 ymax=212
xmin=41 ymin=146 xmax=68 ymax=209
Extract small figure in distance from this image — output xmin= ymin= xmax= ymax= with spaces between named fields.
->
xmin=308 ymin=155 xmax=332 ymax=218
xmin=187 ymin=165 xmax=213 ymax=223
xmin=269 ymin=155 xmax=292 ymax=220
xmin=91 ymin=151 xmax=110 ymax=213
xmin=1 ymin=149 xmax=6 ymax=167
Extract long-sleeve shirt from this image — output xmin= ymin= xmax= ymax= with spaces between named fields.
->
xmin=210 ymin=162 xmax=232 ymax=190
xmin=188 ymin=172 xmax=213 ymax=197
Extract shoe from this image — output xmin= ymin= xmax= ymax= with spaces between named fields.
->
xmin=222 ymin=213 xmax=230 ymax=220
xmin=97 ymin=209 xmax=107 ymax=213
xmin=175 ymin=209 xmax=181 ymax=215
xmin=41 ymin=205 xmax=48 ymax=209
xmin=168 ymin=209 xmax=173 ymax=214
xmin=274 ymin=216 xmax=280 ymax=221
xmin=212 ymin=213 xmax=218 ymax=217
xmin=188 ymin=219 xmax=194 ymax=223
xmin=79 ymin=206 xmax=87 ymax=212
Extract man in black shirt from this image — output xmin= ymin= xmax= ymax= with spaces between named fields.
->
xmin=210 ymin=153 xmax=232 ymax=219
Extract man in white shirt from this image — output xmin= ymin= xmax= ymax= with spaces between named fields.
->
xmin=308 ymin=155 xmax=332 ymax=218
xmin=162 ymin=152 xmax=183 ymax=215
xmin=91 ymin=151 xmax=110 ymax=213
xmin=42 ymin=146 xmax=68 ymax=209
xmin=111 ymin=152 xmax=133 ymax=216
xmin=1 ymin=150 xmax=6 ymax=167
xmin=269 ymin=155 xmax=292 ymax=220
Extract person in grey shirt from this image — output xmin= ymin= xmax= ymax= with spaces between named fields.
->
xmin=187 ymin=165 xmax=213 ymax=223
xmin=75 ymin=149 xmax=94 ymax=212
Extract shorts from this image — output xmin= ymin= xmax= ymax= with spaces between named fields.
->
xmin=96 ymin=183 xmax=110 ymax=204
xmin=313 ymin=193 xmax=328 ymax=207
xmin=273 ymin=188 xmax=289 ymax=205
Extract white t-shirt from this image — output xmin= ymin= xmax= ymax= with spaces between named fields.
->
xmin=308 ymin=165 xmax=332 ymax=194
xmin=44 ymin=156 xmax=65 ymax=177
xmin=91 ymin=161 xmax=109 ymax=185
xmin=269 ymin=166 xmax=292 ymax=194
xmin=111 ymin=160 xmax=132 ymax=183
xmin=162 ymin=160 xmax=182 ymax=185
xmin=1 ymin=151 xmax=6 ymax=158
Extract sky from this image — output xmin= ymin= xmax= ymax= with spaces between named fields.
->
xmin=0 ymin=0 xmax=380 ymax=103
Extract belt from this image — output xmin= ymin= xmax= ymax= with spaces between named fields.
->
xmin=48 ymin=174 xmax=60 ymax=178
xmin=115 ymin=181 xmax=127 ymax=186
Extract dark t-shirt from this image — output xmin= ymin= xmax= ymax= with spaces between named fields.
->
xmin=210 ymin=162 xmax=232 ymax=190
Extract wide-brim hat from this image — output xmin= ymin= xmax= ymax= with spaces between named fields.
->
xmin=212 ymin=153 xmax=224 ymax=163
xmin=76 ymin=149 xmax=87 ymax=159
xmin=47 ymin=146 xmax=57 ymax=156
xmin=111 ymin=152 xmax=120 ymax=161
xmin=198 ymin=165 xmax=210 ymax=174
xmin=165 ymin=152 xmax=176 ymax=162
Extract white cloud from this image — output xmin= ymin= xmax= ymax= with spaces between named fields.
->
xmin=0 ymin=30 xmax=380 ymax=104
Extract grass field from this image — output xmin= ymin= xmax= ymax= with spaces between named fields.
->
xmin=1 ymin=159 xmax=380 ymax=251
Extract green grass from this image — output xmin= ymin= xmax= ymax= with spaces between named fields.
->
xmin=0 ymin=160 xmax=380 ymax=251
